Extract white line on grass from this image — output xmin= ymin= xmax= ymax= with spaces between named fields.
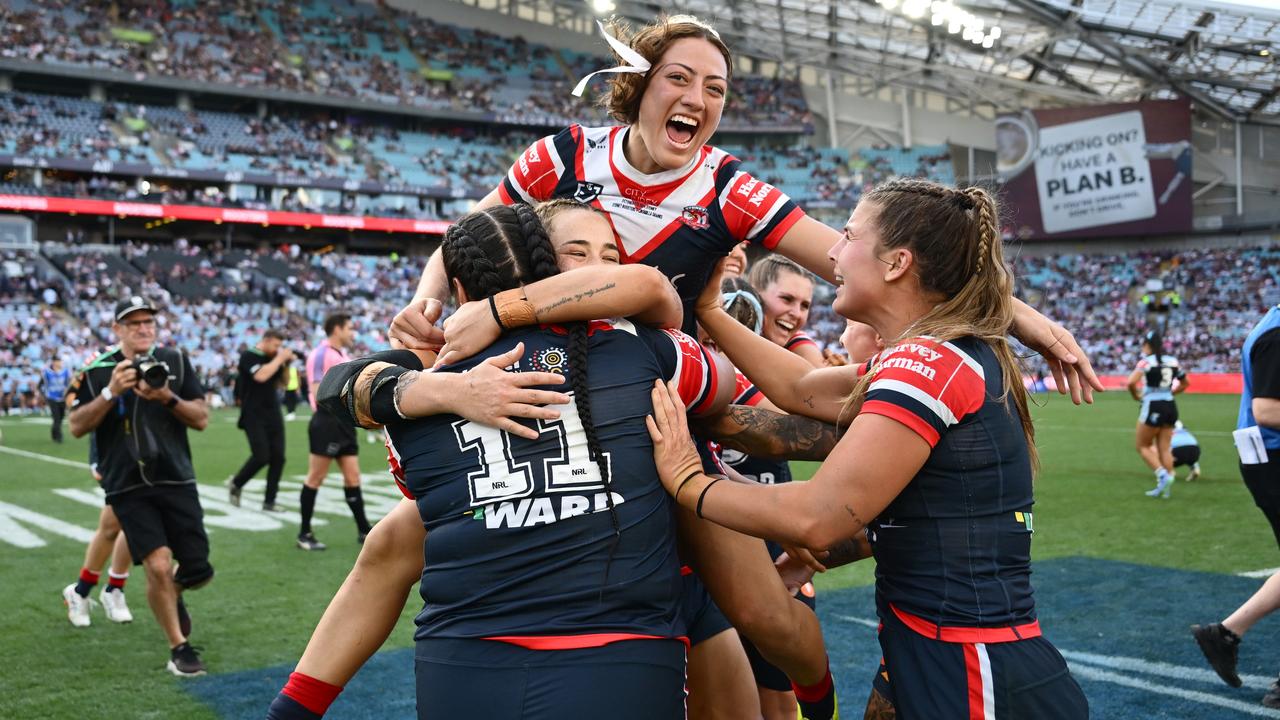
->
xmin=1062 ymin=649 xmax=1277 ymax=690
xmin=1068 ymin=664 xmax=1280 ymax=718
xmin=1237 ymin=567 xmax=1279 ymax=579
xmin=0 ymin=445 xmax=90 ymax=470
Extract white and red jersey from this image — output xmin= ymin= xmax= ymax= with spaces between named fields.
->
xmin=500 ymin=124 xmax=805 ymax=335
xmin=784 ymin=331 xmax=819 ymax=355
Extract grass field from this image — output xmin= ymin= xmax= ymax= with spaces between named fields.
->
xmin=1 ymin=391 xmax=1277 ymax=719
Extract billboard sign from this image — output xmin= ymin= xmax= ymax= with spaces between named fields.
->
xmin=996 ymin=98 xmax=1192 ymax=240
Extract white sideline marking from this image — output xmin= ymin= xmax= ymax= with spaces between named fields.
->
xmin=1237 ymin=567 xmax=1279 ymax=579
xmin=1062 ymin=649 xmax=1277 ymax=690
xmin=0 ymin=500 xmax=94 ymax=547
xmin=1068 ymin=664 xmax=1280 ymax=718
xmin=0 ymin=445 xmax=91 ymax=470
xmin=836 ymin=614 xmax=880 ymax=630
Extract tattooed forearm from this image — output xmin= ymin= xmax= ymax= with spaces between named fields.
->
xmin=823 ymin=529 xmax=872 ymax=569
xmin=695 ymin=404 xmax=839 ymax=461
xmin=535 ymin=282 xmax=618 ymax=316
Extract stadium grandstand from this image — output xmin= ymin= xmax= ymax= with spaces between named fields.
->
xmin=2 ymin=1 xmax=1279 ymax=718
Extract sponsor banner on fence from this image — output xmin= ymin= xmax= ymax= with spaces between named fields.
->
xmin=1032 ymin=373 xmax=1243 ymax=394
xmin=996 ymin=98 xmax=1192 ymax=240
xmin=0 ymin=194 xmax=452 ymax=235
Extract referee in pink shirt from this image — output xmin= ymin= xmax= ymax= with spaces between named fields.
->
xmin=298 ymin=313 xmax=370 ymax=551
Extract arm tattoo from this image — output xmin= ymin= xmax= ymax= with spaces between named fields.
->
xmin=802 ymin=395 xmax=815 ymax=409
xmin=535 ymin=282 xmax=618 ymax=316
xmin=696 ymin=404 xmax=839 ymax=461
xmin=823 ymin=529 xmax=872 ymax=569
xmin=863 ymin=687 xmax=897 ymax=720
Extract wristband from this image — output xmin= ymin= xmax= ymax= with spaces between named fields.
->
xmin=488 ymin=295 xmax=506 ymax=330
xmin=493 ymin=288 xmax=537 ymax=329
xmin=100 ymin=386 xmax=114 ymax=402
xmin=696 ymin=478 xmax=723 ymax=519
xmin=165 ymin=395 xmax=179 ymax=409
xmin=674 ymin=470 xmax=701 ymax=503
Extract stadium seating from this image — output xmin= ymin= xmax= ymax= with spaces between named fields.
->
xmin=0 ymin=0 xmax=811 ymax=128
xmin=1 ymin=238 xmax=1271 ymax=412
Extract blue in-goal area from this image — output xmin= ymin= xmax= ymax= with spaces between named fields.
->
xmin=186 ymin=557 xmax=1280 ymax=719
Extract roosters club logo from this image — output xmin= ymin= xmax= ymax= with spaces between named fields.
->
xmin=574 ymin=181 xmax=603 ymax=203
xmin=681 ymin=205 xmax=709 ymax=229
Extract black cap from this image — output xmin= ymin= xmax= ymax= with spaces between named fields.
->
xmin=114 ymin=295 xmax=158 ymax=322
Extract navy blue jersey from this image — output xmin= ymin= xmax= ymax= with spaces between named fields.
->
xmin=1134 ymin=353 xmax=1185 ymax=401
xmin=386 ymin=320 xmax=723 ymax=642
xmin=859 ymin=337 xmax=1037 ymax=633
xmin=501 ymin=125 xmax=805 ymax=335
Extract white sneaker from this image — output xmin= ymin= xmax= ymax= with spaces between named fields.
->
xmin=286 ymin=413 xmax=297 ymax=421
xmin=1145 ymin=473 xmax=1174 ymax=499
xmin=100 ymin=587 xmax=133 ymax=623
xmin=62 ymin=584 xmax=92 ymax=628
xmin=1186 ymin=464 xmax=1201 ymax=482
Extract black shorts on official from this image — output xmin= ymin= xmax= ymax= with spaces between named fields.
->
xmin=109 ymin=484 xmax=212 ymax=584
xmin=308 ymin=407 xmax=358 ymax=458
xmin=681 ymin=569 xmax=732 ymax=646
xmin=1241 ymin=460 xmax=1280 ymax=549
xmin=415 ymin=637 xmax=686 ymax=720
xmin=1139 ymin=399 xmax=1178 ymax=427
xmin=742 ymin=589 xmax=817 ymax=691
xmin=872 ymin=606 xmax=1088 ymax=720
xmin=1172 ymin=445 xmax=1201 ymax=467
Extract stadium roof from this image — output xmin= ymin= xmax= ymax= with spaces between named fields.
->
xmin=567 ymin=0 xmax=1279 ymax=124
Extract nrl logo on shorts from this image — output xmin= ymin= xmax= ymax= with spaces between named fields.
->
xmin=681 ymin=205 xmax=709 ymax=230
xmin=573 ymin=181 xmax=603 ymax=203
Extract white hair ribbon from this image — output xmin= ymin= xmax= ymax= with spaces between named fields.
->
xmin=572 ymin=20 xmax=652 ymax=97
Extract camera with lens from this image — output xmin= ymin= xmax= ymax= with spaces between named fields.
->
xmin=131 ymin=354 xmax=171 ymax=388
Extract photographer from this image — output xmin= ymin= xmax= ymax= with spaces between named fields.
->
xmin=67 ymin=296 xmax=212 ymax=678
xmin=227 ymin=329 xmax=293 ymax=511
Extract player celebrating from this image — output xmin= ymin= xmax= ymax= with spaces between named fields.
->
xmin=298 ymin=314 xmax=369 ymax=550
xmin=366 ymin=204 xmax=727 ymax=718
xmin=749 ymin=255 xmax=823 ymax=367
xmin=649 ymin=179 xmax=1089 ymax=719
xmin=397 ymin=15 xmax=1102 ymax=414
xmin=1127 ymin=331 xmax=1189 ymax=498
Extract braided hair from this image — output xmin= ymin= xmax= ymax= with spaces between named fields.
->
xmin=441 ymin=203 xmax=620 ymax=580
xmin=853 ymin=178 xmax=1038 ymax=470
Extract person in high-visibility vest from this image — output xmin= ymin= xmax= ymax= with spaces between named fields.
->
xmin=283 ymin=362 xmax=301 ymax=421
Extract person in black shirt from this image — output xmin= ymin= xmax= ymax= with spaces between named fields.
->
xmin=227 ymin=329 xmax=294 ymax=511
xmin=67 ymin=296 xmax=211 ymax=677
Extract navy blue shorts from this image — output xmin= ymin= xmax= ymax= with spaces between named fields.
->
xmin=681 ymin=570 xmax=732 ymax=646
xmin=415 ymin=637 xmax=686 ymax=719
xmin=872 ymin=607 xmax=1088 ymax=720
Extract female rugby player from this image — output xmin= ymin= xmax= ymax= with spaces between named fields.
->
xmin=402 ymin=15 xmax=1101 ymax=406
xmin=406 ymin=18 xmax=1097 ymax=714
xmin=269 ymin=201 xmax=769 ymax=719
xmin=647 ymin=178 xmax=1090 ymax=719
xmin=1127 ymin=331 xmax=1189 ymax=498
xmin=749 ymin=255 xmax=823 ymax=367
